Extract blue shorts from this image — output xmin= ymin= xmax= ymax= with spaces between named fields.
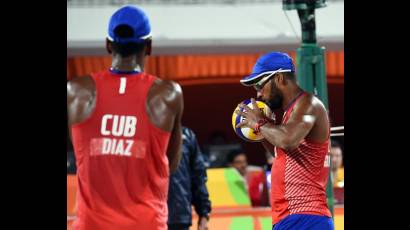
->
xmin=272 ymin=214 xmax=334 ymax=230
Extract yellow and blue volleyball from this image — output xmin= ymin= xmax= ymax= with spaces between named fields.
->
xmin=232 ymin=99 xmax=272 ymax=142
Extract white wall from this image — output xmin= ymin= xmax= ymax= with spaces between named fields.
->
xmin=67 ymin=2 xmax=343 ymax=55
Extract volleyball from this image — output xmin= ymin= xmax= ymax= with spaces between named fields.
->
xmin=232 ymin=99 xmax=272 ymax=142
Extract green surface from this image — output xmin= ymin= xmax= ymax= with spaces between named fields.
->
xmin=224 ymin=169 xmax=251 ymax=205
xmin=230 ymin=216 xmax=254 ymax=230
xmin=260 ymin=217 xmax=273 ymax=230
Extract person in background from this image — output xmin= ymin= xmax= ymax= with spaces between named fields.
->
xmin=226 ymin=149 xmax=248 ymax=178
xmin=330 ymin=140 xmax=344 ymax=188
xmin=168 ymin=126 xmax=211 ymax=230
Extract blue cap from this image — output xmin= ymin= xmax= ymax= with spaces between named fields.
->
xmin=240 ymin=52 xmax=295 ymax=86
xmin=107 ymin=5 xmax=151 ymax=44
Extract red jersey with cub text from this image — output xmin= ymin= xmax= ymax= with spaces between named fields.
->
xmin=71 ymin=70 xmax=171 ymax=230
xmin=271 ymin=92 xmax=331 ymax=225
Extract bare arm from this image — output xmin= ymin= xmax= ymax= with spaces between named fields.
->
xmin=67 ymin=80 xmax=77 ymax=126
xmin=67 ymin=76 xmax=95 ymax=126
xmin=237 ymin=96 xmax=327 ymax=151
xmin=258 ymin=101 xmax=316 ymax=150
xmin=165 ymin=82 xmax=184 ymax=173
xmin=67 ymin=81 xmax=74 ymax=140
xmin=167 ymin=114 xmax=183 ymax=173
xmin=147 ymin=80 xmax=184 ymax=173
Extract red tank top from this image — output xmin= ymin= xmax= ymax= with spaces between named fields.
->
xmin=271 ymin=92 xmax=331 ymax=225
xmin=71 ymin=70 xmax=171 ymax=230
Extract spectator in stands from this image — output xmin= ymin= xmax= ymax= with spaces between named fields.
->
xmin=330 ymin=140 xmax=344 ymax=188
xmin=248 ymin=151 xmax=273 ymax=207
xmin=226 ymin=149 xmax=270 ymax=207
xmin=226 ymin=149 xmax=248 ymax=177
xmin=203 ymin=130 xmax=230 ymax=168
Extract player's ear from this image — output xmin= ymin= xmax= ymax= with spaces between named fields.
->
xmin=144 ymin=39 xmax=152 ymax=56
xmin=106 ymin=38 xmax=113 ymax=54
xmin=277 ymin=73 xmax=286 ymax=86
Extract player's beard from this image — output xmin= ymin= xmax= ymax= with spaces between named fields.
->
xmin=266 ymin=81 xmax=283 ymax=110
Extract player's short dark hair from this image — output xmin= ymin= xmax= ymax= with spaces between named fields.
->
xmin=226 ymin=149 xmax=245 ymax=165
xmin=111 ymin=25 xmax=149 ymax=57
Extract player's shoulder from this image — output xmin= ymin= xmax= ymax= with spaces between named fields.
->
xmin=310 ymin=94 xmax=327 ymax=112
xmin=150 ymin=78 xmax=183 ymax=101
xmin=67 ymin=75 xmax=95 ymax=98
xmin=153 ymin=78 xmax=182 ymax=93
xmin=67 ymin=75 xmax=94 ymax=90
xmin=296 ymin=92 xmax=327 ymax=114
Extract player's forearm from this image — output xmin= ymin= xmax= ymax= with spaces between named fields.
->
xmin=259 ymin=123 xmax=299 ymax=150
xmin=167 ymin=124 xmax=182 ymax=173
xmin=168 ymin=144 xmax=181 ymax=173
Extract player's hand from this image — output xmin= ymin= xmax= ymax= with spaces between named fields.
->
xmin=235 ymin=98 xmax=265 ymax=129
xmin=198 ymin=216 xmax=208 ymax=230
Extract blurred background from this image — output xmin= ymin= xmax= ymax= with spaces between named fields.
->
xmin=67 ymin=0 xmax=344 ymax=229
